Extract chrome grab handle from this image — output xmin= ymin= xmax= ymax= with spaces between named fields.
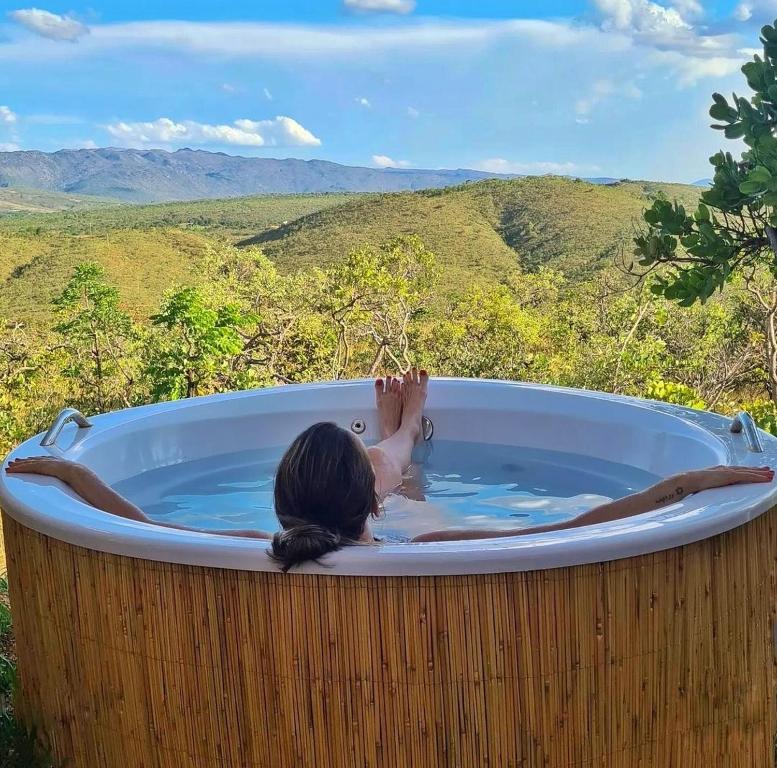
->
xmin=730 ymin=411 xmax=764 ymax=453
xmin=40 ymin=408 xmax=93 ymax=448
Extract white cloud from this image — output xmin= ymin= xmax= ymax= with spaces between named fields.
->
xmin=595 ymin=0 xmax=690 ymax=35
xmin=735 ymin=2 xmax=753 ymax=19
xmin=575 ymin=79 xmax=615 ymax=118
xmin=356 ymin=97 xmax=371 ymax=108
xmin=0 ymin=19 xmax=628 ymax=64
xmin=651 ymin=50 xmax=743 ymax=84
xmin=263 ymin=87 xmax=273 ymax=100
xmin=593 ymin=0 xmax=738 ymax=62
xmin=343 ymin=0 xmax=415 ymax=13
xmin=8 ymin=8 xmax=89 ymax=41
xmin=0 ymin=106 xmax=17 ymax=124
xmin=407 ymin=106 xmax=420 ymax=118
xmin=476 ymin=158 xmax=601 ymax=176
xmin=0 ymin=15 xmax=744 ymax=90
xmin=372 ymin=154 xmax=411 ymax=168
xmin=0 ymin=142 xmax=20 ymax=151
xmin=670 ymin=0 xmax=703 ymax=17
xmin=221 ymin=83 xmax=236 ymax=93
xmin=575 ymin=79 xmax=642 ymax=121
xmin=734 ymin=0 xmax=777 ymax=21
xmin=105 ymin=116 xmax=321 ymax=148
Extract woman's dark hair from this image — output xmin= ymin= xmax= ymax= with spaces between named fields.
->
xmin=270 ymin=422 xmax=378 ymax=572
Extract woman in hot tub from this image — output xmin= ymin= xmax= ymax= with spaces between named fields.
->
xmin=6 ymin=368 xmax=773 ymax=571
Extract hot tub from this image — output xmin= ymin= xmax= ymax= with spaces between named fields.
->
xmin=2 ymin=378 xmax=776 ymax=767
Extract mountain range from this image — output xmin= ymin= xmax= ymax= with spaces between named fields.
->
xmin=0 ymin=148 xmax=522 ymax=203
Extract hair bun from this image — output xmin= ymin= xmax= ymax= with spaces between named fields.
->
xmin=269 ymin=524 xmax=343 ymax=572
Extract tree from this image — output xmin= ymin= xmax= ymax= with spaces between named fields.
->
xmin=0 ymin=321 xmax=62 ymax=454
xmin=145 ymin=287 xmax=255 ymax=400
xmin=53 ymin=262 xmax=138 ymax=411
xmin=201 ymin=244 xmax=337 ymax=384
xmin=633 ymin=18 xmax=777 ymax=403
xmin=317 ymin=235 xmax=439 ymax=378
xmin=418 ymin=273 xmax=550 ymax=381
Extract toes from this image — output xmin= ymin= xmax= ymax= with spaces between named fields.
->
xmin=375 ymin=378 xmax=385 ymax=398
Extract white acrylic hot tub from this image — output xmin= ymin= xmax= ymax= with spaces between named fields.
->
xmin=2 ymin=378 xmax=776 ymax=576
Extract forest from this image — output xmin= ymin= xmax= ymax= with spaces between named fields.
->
xmin=0 ymin=228 xmax=772 ymax=463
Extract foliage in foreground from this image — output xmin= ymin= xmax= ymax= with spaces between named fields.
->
xmin=635 ymin=17 xmax=777 ymax=406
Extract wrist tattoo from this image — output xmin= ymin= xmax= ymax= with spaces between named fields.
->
xmin=655 ymin=486 xmax=684 ymax=505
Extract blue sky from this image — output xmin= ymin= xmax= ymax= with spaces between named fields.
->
xmin=0 ymin=0 xmax=775 ymax=182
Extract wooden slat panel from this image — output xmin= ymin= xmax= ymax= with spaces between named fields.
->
xmin=4 ymin=510 xmax=776 ymax=767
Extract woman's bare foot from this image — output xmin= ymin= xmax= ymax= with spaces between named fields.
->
xmin=375 ymin=376 xmax=403 ymax=440
xmin=400 ymin=367 xmax=429 ymax=442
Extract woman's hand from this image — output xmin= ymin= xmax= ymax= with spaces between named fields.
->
xmin=681 ymin=465 xmax=774 ymax=494
xmin=6 ymin=456 xmax=88 ymax=483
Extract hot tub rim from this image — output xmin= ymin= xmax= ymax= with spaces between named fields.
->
xmin=2 ymin=378 xmax=777 ymax=576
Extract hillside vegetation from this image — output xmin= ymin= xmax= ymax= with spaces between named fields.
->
xmin=0 ymin=177 xmax=701 ymax=325
xmin=0 ymin=193 xmax=360 ymax=324
xmin=0 ymin=229 xmax=213 ymax=325
xmin=244 ymin=177 xmax=702 ymax=281
xmin=1 ymin=192 xmax=360 ymax=240
xmin=0 ymin=187 xmax=115 ymax=215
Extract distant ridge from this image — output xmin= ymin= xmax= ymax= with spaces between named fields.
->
xmin=0 ymin=148 xmax=518 ymax=203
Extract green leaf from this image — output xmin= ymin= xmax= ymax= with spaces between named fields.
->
xmin=649 ymin=282 xmax=664 ymax=296
xmin=739 ymin=180 xmax=765 ymax=194
xmin=709 ymin=102 xmax=733 ymax=121
xmin=749 ymin=165 xmax=773 ymax=183
xmin=724 ymin=122 xmax=747 ymax=139
xmin=743 ymin=61 xmax=766 ymax=90
xmin=763 ymin=25 xmax=777 ymax=42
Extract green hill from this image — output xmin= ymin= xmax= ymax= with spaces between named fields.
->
xmin=0 ymin=193 xmax=361 ymax=325
xmin=242 ymin=177 xmax=702 ymax=282
xmin=0 ymin=187 xmax=116 ymax=216
xmin=0 ymin=177 xmax=701 ymax=326
xmin=0 ymin=192 xmax=360 ymax=240
xmin=0 ymin=228 xmax=214 ymax=325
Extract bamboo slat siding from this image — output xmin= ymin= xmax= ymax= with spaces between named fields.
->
xmin=4 ymin=509 xmax=777 ymax=767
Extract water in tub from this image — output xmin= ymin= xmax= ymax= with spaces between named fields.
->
xmin=113 ymin=440 xmax=661 ymax=542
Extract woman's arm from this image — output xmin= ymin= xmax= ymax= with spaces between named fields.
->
xmin=6 ymin=457 xmax=272 ymax=540
xmin=412 ymin=465 xmax=774 ymax=543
